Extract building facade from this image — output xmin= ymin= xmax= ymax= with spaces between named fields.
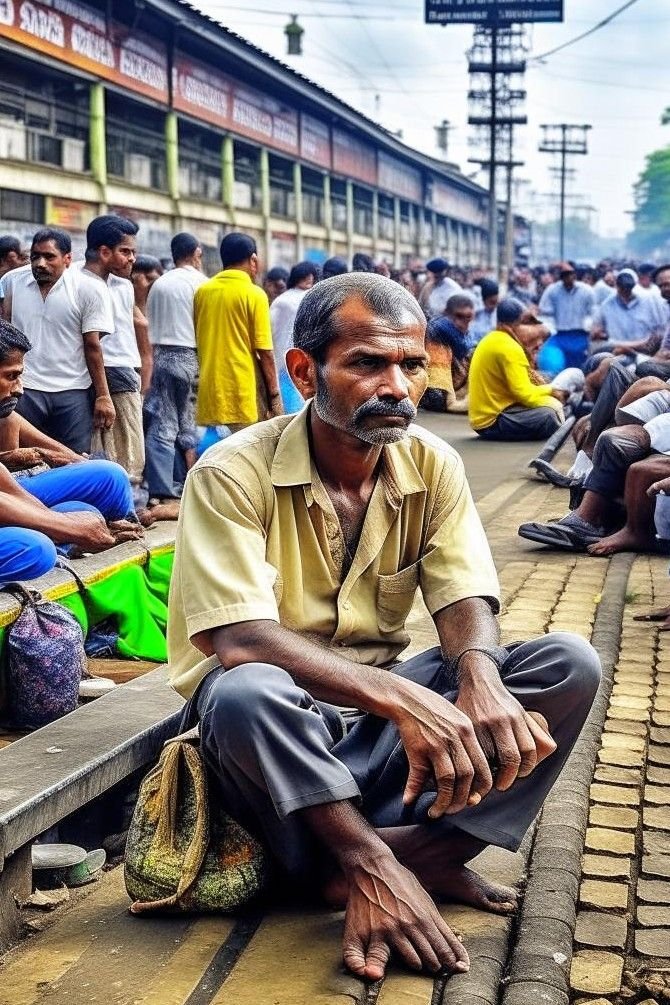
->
xmin=0 ymin=0 xmax=490 ymax=270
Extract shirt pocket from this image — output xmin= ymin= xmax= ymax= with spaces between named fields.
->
xmin=377 ymin=562 xmax=421 ymax=633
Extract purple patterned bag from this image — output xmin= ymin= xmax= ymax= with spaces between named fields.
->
xmin=7 ymin=586 xmax=86 ymax=729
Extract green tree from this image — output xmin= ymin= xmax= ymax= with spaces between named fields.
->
xmin=629 ymin=110 xmax=670 ymax=255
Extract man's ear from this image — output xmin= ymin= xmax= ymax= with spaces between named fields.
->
xmin=286 ymin=347 xmax=317 ymax=399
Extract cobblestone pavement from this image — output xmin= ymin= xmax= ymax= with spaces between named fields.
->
xmin=2 ymin=458 xmax=668 ymax=1004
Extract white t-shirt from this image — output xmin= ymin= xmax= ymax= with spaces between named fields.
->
xmin=270 ymin=287 xmax=308 ymax=371
xmin=73 ymin=264 xmax=140 ymax=369
xmin=147 ymin=265 xmax=207 ymax=348
xmin=10 ymin=266 xmax=113 ymax=392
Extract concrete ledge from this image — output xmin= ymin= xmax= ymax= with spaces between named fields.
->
xmin=0 ymin=666 xmax=183 ymax=869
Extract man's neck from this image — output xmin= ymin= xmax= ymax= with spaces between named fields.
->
xmin=309 ymin=409 xmax=382 ymax=492
xmin=84 ymin=259 xmax=110 ymax=282
xmin=176 ymin=258 xmax=199 ymax=271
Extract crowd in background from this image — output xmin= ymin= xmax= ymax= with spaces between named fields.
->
xmin=1 ymin=215 xmax=670 ymax=585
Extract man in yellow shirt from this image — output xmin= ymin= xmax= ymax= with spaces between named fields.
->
xmin=170 ymin=275 xmax=599 ymax=983
xmin=194 ymin=232 xmax=282 ymax=429
xmin=468 ymin=298 xmax=567 ymax=440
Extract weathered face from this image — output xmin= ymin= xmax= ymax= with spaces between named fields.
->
xmin=656 ymin=269 xmax=670 ymax=303
xmin=0 ymin=349 xmax=24 ymax=416
xmin=289 ymin=296 xmax=428 ymax=446
xmin=30 ymin=240 xmax=71 ymax=285
xmin=100 ymin=234 xmax=137 ymax=278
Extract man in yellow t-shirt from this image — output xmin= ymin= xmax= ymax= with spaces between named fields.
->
xmin=194 ymin=232 xmax=282 ymax=429
xmin=468 ymin=298 xmax=567 ymax=441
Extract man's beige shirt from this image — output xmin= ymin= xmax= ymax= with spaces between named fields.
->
xmin=168 ymin=407 xmax=500 ymax=698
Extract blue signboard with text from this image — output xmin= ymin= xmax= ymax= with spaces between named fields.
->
xmin=425 ymin=0 xmax=564 ymax=24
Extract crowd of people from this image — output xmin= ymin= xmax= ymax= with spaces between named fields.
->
xmin=1 ymin=216 xmax=669 ymax=586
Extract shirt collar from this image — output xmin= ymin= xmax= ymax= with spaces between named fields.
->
xmin=218 ymin=269 xmax=251 ymax=282
xmin=271 ymin=404 xmax=426 ymax=499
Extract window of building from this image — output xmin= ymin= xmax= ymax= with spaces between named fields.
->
xmin=106 ymin=92 xmax=166 ymax=191
xmin=0 ymin=54 xmax=89 ymax=173
xmin=436 ymin=216 xmax=448 ymax=250
xmin=269 ymin=155 xmax=295 ymax=219
xmin=353 ymin=186 xmax=373 ymax=237
xmin=378 ymin=194 xmax=395 ymax=241
xmin=423 ymin=209 xmax=433 ymax=244
xmin=233 ymin=142 xmax=262 ymax=211
xmin=178 ymin=120 xmax=222 ymax=202
xmin=331 ymin=179 xmax=347 ymax=232
xmin=302 ymin=168 xmax=324 ymax=226
xmin=0 ymin=188 xmax=44 ymax=223
xmin=399 ymin=201 xmax=412 ymax=243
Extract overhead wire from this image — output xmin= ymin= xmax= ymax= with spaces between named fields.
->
xmin=529 ymin=0 xmax=645 ymax=62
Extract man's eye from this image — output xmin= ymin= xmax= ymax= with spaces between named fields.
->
xmin=404 ymin=360 xmax=426 ymax=373
xmin=356 ymin=358 xmax=380 ymax=368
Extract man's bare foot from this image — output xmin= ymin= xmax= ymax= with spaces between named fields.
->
xmin=137 ymin=500 xmax=180 ymax=526
xmin=430 ymin=865 xmax=518 ymax=914
xmin=587 ymin=527 xmax=655 ymax=557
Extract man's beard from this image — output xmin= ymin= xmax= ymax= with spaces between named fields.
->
xmin=0 ymin=396 xmax=20 ymax=418
xmin=314 ymin=374 xmax=417 ymax=445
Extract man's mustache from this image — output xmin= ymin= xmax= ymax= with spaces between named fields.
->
xmin=352 ymin=397 xmax=417 ymax=422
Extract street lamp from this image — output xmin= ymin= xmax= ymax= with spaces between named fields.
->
xmin=285 ymin=15 xmax=304 ymax=56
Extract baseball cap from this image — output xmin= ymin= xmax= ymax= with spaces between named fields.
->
xmin=426 ymin=257 xmax=449 ymax=273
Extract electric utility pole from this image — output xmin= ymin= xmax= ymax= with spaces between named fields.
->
xmin=539 ymin=124 xmax=591 ymax=260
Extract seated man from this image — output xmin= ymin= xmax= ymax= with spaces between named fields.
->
xmin=420 ymin=294 xmax=475 ymax=414
xmin=168 ymin=273 xmax=600 ymax=981
xmin=0 ymin=318 xmax=142 ymax=583
xmin=468 ymin=298 xmax=567 ymax=441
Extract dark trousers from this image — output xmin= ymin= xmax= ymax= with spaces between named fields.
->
xmin=584 ymin=425 xmax=650 ymax=497
xmin=17 ymin=387 xmax=92 ymax=454
xmin=476 ymin=405 xmax=562 ymax=442
xmin=636 ymin=359 xmax=670 ymax=381
xmin=194 ymin=636 xmax=600 ymax=880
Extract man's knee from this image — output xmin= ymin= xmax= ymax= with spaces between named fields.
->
xmin=0 ymin=528 xmax=57 ymax=583
xmin=201 ymin=663 xmax=298 ymax=745
xmin=84 ymin=460 xmax=134 ymax=518
xmin=543 ymin=631 xmax=601 ymax=707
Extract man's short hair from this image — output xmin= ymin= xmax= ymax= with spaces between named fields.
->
xmin=31 ymin=227 xmax=71 ymax=255
xmin=479 ymin=279 xmax=499 ymax=300
xmin=132 ymin=254 xmax=162 ymax=275
xmin=288 ymin=261 xmax=320 ymax=289
xmin=352 ymin=252 xmax=374 ymax=273
xmin=86 ymin=215 xmax=138 ymax=259
xmin=220 ymin=232 xmax=256 ymax=269
xmin=0 ymin=318 xmax=31 ymax=362
xmin=171 ymin=232 xmax=200 ymax=264
xmin=293 ymin=273 xmax=425 ymax=364
xmin=0 ymin=235 xmax=21 ymax=263
xmin=266 ymin=266 xmax=289 ymax=283
xmin=322 ymin=256 xmax=348 ymax=279
xmin=445 ymin=294 xmax=476 ymax=316
xmin=653 ymin=264 xmax=670 ymax=283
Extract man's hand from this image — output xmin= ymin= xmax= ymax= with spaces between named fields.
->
xmin=59 ymin=511 xmax=118 ymax=552
xmin=93 ymin=394 xmax=116 ymax=431
xmin=0 ymin=448 xmax=43 ymax=470
xmin=108 ymin=518 xmax=145 ymax=544
xmin=342 ymin=851 xmax=469 ymax=980
xmin=455 ymin=655 xmax=556 ymax=792
xmin=550 ymin=388 xmax=569 ymax=403
xmin=393 ymin=681 xmax=493 ymax=818
xmin=36 ymin=446 xmax=83 ymax=468
xmin=647 ymin=476 xmax=670 ymax=497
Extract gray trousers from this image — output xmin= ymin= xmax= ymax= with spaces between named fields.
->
xmin=17 ymin=387 xmax=92 ymax=454
xmin=476 ymin=405 xmax=562 ymax=442
xmin=584 ymin=425 xmax=650 ymax=498
xmin=195 ymin=634 xmax=600 ymax=879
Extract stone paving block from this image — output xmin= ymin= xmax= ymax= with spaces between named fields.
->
xmin=644 ymin=805 xmax=670 ymax=830
xmin=594 ymin=765 xmax=642 ymax=787
xmin=642 ymin=855 xmax=670 ymax=879
xmin=607 ymin=706 xmax=651 ymax=723
xmin=588 ymin=806 xmax=638 ymax=831
xmin=604 ymin=718 xmax=649 ymax=737
xmin=600 ymin=733 xmax=646 ymax=751
xmin=637 ymin=905 xmax=670 ymax=927
xmin=570 ymin=950 xmax=623 ymax=995
xmin=637 ymin=878 xmax=670 ymax=903
xmin=589 ymin=783 xmax=640 ymax=806
xmin=649 ymin=745 xmax=670 ymax=767
xmin=504 ymin=981 xmax=569 ymax=1005
xmin=574 ymin=911 xmax=627 ymax=950
xmin=648 ymin=765 xmax=670 ymax=785
xmin=581 ymin=854 xmax=631 ymax=881
xmin=598 ymin=747 xmax=644 ymax=768
xmin=585 ymin=828 xmax=635 ymax=856
xmin=634 ymin=928 xmax=670 ymax=957
xmin=609 ymin=694 xmax=652 ymax=710
xmin=579 ymin=879 xmax=629 ymax=911
xmin=612 ymin=684 xmax=654 ymax=699
xmin=644 ymin=831 xmax=670 ymax=855
xmin=656 ymin=695 xmax=670 ymax=711
xmin=644 ymin=785 xmax=670 ymax=806
xmin=653 ymin=711 xmax=670 ymax=726
xmin=650 ymin=726 xmax=670 ymax=744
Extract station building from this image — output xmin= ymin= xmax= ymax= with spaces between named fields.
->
xmin=0 ymin=0 xmax=491 ymax=270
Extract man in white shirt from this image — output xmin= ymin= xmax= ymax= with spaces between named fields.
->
xmin=270 ymin=260 xmax=319 ymax=414
xmin=1 ymin=228 xmax=113 ymax=453
xmin=80 ymin=215 xmax=150 ymax=490
xmin=143 ymin=232 xmax=207 ymax=500
xmin=419 ymin=258 xmax=464 ymax=319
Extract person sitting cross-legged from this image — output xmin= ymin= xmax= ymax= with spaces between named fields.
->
xmin=169 ymin=273 xmax=601 ymax=983
xmin=0 ymin=318 xmax=143 ymax=583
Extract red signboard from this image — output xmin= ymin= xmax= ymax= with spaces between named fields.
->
xmin=332 ymin=128 xmax=377 ymax=187
xmin=173 ymin=53 xmax=299 ymax=157
xmin=300 ymin=113 xmax=331 ymax=170
xmin=0 ymin=0 xmax=168 ymax=103
xmin=378 ymin=152 xmax=422 ymax=203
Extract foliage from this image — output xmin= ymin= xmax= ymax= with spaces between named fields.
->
xmin=628 ymin=107 xmax=670 ymax=255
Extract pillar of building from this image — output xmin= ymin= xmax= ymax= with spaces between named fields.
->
xmin=431 ymin=210 xmax=438 ymax=257
xmin=165 ymin=111 xmax=180 ymax=205
xmin=293 ymin=161 xmax=304 ymax=261
xmin=345 ymin=179 xmax=354 ymax=264
xmin=414 ymin=204 xmax=423 ymax=258
xmin=322 ymin=173 xmax=334 ymax=256
xmin=222 ymin=134 xmax=235 ymax=222
xmin=260 ymin=147 xmax=272 ymax=266
xmin=393 ymin=196 xmax=401 ymax=268
xmin=371 ymin=190 xmax=379 ymax=259
xmin=89 ymin=82 xmax=107 ymax=211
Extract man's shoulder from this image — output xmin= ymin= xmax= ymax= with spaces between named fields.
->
xmin=191 ymin=415 xmax=296 ymax=483
xmin=404 ymin=424 xmax=462 ymax=478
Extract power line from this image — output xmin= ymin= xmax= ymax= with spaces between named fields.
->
xmin=529 ymin=0 xmax=644 ymax=63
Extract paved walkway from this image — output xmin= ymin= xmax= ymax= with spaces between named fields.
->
xmin=1 ymin=419 xmax=668 ymax=1004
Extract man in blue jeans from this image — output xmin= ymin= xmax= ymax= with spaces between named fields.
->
xmin=0 ymin=318 xmax=142 ymax=583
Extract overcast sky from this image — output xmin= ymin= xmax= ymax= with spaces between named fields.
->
xmin=196 ymin=0 xmax=669 ymax=241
